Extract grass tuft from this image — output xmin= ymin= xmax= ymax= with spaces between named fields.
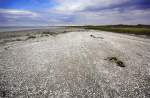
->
xmin=106 ymin=57 xmax=125 ymax=67
xmin=26 ymin=35 xmax=36 ymax=40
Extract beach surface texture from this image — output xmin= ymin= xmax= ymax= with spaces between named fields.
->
xmin=0 ymin=30 xmax=150 ymax=98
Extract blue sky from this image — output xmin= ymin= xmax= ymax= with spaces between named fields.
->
xmin=0 ymin=0 xmax=150 ymax=26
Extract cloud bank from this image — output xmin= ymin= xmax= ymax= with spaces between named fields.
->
xmin=0 ymin=0 xmax=150 ymax=26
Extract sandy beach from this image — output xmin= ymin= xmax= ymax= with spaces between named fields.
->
xmin=0 ymin=28 xmax=150 ymax=98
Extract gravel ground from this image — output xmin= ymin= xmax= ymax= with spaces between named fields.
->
xmin=0 ymin=30 xmax=150 ymax=98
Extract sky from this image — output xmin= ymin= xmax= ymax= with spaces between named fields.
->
xmin=0 ymin=0 xmax=150 ymax=26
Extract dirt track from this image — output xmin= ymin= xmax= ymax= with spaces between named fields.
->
xmin=0 ymin=30 xmax=150 ymax=98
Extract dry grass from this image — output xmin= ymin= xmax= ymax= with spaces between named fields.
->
xmin=106 ymin=57 xmax=125 ymax=67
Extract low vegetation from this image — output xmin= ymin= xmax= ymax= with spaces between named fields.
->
xmin=105 ymin=57 xmax=125 ymax=67
xmin=26 ymin=35 xmax=36 ymax=39
xmin=77 ymin=25 xmax=150 ymax=36
xmin=42 ymin=31 xmax=55 ymax=35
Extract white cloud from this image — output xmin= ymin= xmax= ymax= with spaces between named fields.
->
xmin=0 ymin=9 xmax=39 ymax=17
xmin=71 ymin=8 xmax=150 ymax=25
xmin=54 ymin=0 xmax=128 ymax=13
xmin=1 ymin=0 xmax=150 ymax=26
